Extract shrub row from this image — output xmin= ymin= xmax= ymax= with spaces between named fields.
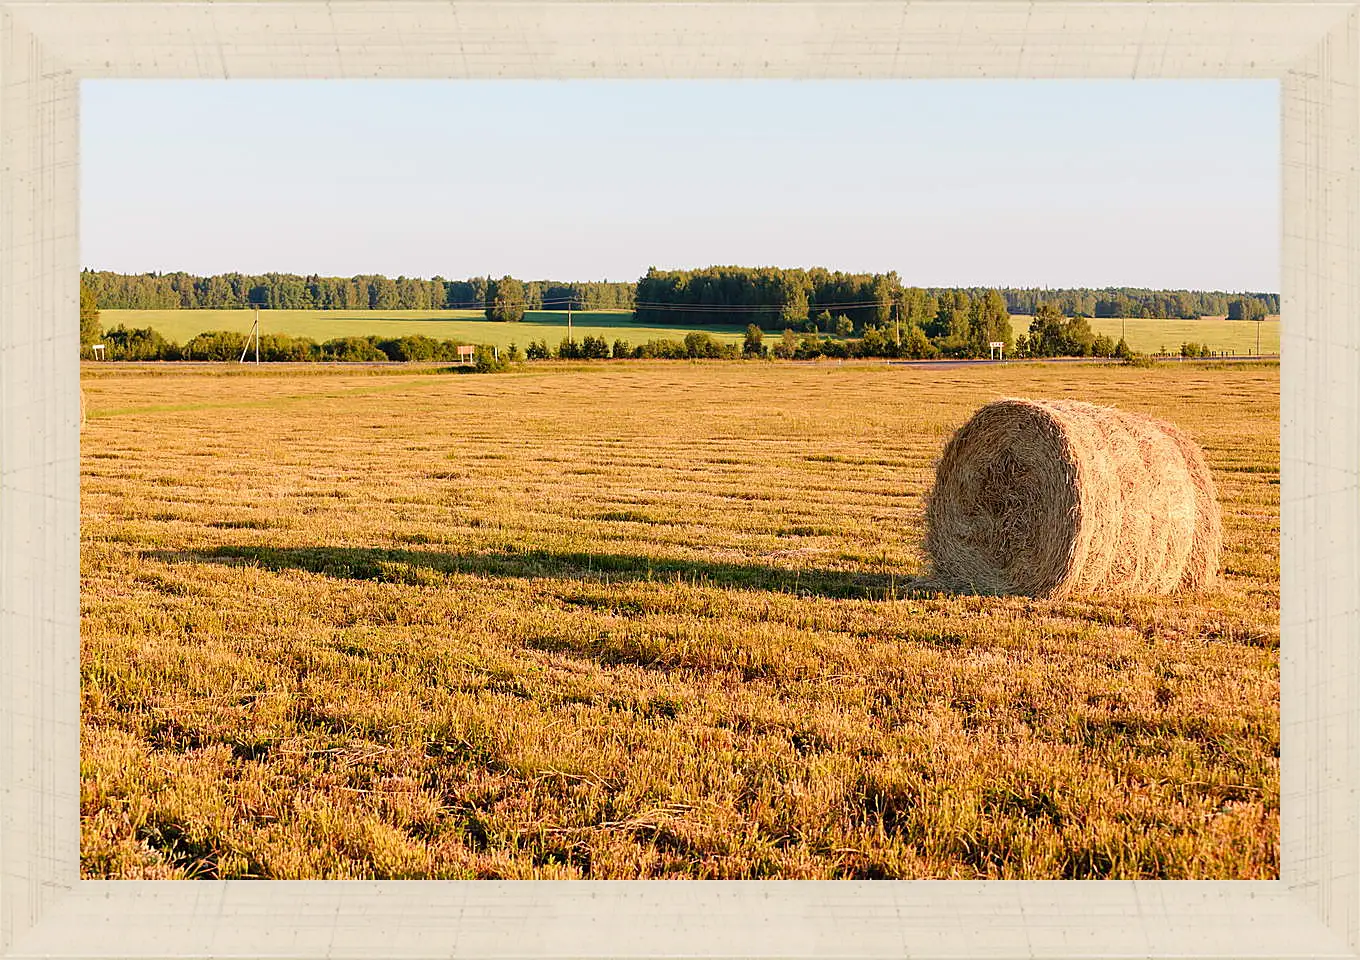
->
xmin=92 ymin=324 xmax=1158 ymax=367
xmin=95 ymin=328 xmax=503 ymax=365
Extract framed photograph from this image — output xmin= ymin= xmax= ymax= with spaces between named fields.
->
xmin=3 ymin=1 xmax=1357 ymax=957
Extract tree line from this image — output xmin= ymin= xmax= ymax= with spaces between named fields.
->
xmin=89 ymin=320 xmax=505 ymax=371
xmin=994 ymin=287 xmax=1278 ymax=319
xmin=539 ymin=309 xmax=1121 ymax=363
xmin=631 ymin=266 xmax=1277 ymax=327
xmin=82 ymin=268 xmax=1277 ymax=322
xmin=79 ymin=270 xmax=635 ymax=312
xmin=83 ymin=317 xmax=1229 ymax=367
xmin=632 ymin=266 xmax=1009 ymax=358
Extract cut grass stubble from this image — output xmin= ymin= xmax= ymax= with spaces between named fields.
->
xmin=80 ymin=360 xmax=1279 ymax=880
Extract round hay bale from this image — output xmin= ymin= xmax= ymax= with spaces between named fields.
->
xmin=923 ymin=398 xmax=1221 ymax=597
xmin=1154 ymin=417 xmax=1223 ymax=593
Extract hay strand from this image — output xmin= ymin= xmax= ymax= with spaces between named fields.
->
xmin=924 ymin=398 xmax=1221 ymax=597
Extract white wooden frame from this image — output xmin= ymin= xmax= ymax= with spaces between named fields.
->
xmin=1 ymin=1 xmax=1354 ymax=957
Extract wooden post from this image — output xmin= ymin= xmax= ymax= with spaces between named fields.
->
xmin=239 ymin=306 xmax=261 ymax=363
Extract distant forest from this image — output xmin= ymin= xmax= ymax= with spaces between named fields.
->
xmin=991 ymin=287 xmax=1278 ymax=320
xmin=633 ymin=267 xmax=1277 ymax=327
xmin=81 ymin=268 xmax=1278 ymax=326
xmin=80 ymin=270 xmax=635 ymax=313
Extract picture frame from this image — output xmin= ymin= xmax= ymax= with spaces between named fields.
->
xmin=2 ymin=1 xmax=1353 ymax=957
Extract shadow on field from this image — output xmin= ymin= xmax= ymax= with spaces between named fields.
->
xmin=144 ymin=544 xmax=933 ymax=600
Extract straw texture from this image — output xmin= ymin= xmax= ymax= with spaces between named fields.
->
xmin=924 ymin=398 xmax=1222 ymax=597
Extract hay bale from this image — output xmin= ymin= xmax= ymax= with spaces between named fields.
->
xmin=1155 ymin=416 xmax=1223 ymax=593
xmin=924 ymin=398 xmax=1221 ymax=597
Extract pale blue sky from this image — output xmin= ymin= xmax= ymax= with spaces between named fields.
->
xmin=81 ymin=80 xmax=1279 ymax=291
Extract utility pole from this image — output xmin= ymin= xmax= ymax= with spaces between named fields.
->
xmin=1256 ymin=315 xmax=1261 ymax=356
xmin=568 ymin=293 xmax=574 ymax=344
xmin=239 ymin=304 xmax=261 ymax=363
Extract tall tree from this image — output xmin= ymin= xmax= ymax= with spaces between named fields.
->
xmin=372 ymin=276 xmax=399 ymax=310
xmin=743 ymin=323 xmax=765 ymax=357
xmin=1027 ymin=302 xmax=1066 ymax=357
xmin=430 ymin=276 xmax=448 ymax=310
xmin=776 ymin=271 xmax=811 ymax=329
xmin=486 ymin=276 xmax=527 ymax=322
xmin=970 ymin=289 xmax=1014 ymax=355
xmin=79 ymin=285 xmax=101 ymax=350
xmin=1228 ymin=297 xmax=1267 ymax=321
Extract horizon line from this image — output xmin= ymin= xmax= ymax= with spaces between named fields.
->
xmin=81 ymin=266 xmax=1280 ymax=297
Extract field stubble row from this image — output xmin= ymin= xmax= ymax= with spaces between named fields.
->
xmin=80 ymin=360 xmax=1280 ymax=879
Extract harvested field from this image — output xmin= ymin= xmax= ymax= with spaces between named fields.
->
xmin=80 ymin=360 xmax=1279 ymax=879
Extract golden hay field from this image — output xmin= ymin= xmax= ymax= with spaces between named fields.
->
xmin=80 ymin=359 xmax=1279 ymax=880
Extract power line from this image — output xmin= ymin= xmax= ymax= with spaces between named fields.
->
xmin=320 ymin=295 xmax=904 ymax=313
xmin=187 ymin=295 xmax=905 ymax=315
xmin=629 ymin=299 xmax=897 ymax=312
